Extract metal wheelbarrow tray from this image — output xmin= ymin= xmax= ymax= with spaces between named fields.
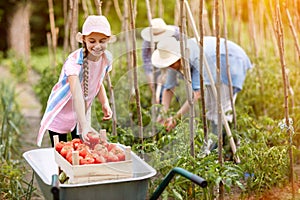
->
xmin=23 ymin=147 xmax=156 ymax=200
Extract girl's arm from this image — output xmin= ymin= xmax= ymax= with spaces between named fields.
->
xmin=97 ymin=84 xmax=112 ymax=120
xmin=68 ymin=75 xmax=91 ymax=141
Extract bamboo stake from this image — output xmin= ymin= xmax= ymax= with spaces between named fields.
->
xmin=112 ymin=0 xmax=123 ymax=21
xmin=86 ymin=0 xmax=93 ymax=14
xmin=63 ymin=0 xmax=71 ymax=58
xmin=106 ymin=75 xmax=117 ymax=136
xmin=123 ymin=0 xmax=134 ymax=131
xmin=274 ymin=3 xmax=295 ymax=198
xmin=284 ymin=4 xmax=300 ymax=60
xmin=215 ymin=0 xmax=225 ymax=199
xmin=158 ymin=0 xmax=163 ymax=18
xmin=128 ymin=0 xmax=144 ymax=145
xmin=46 ymin=32 xmax=54 ymax=68
xmin=264 ymin=1 xmax=279 ymax=57
xmin=221 ymin=0 xmax=236 ymax=130
xmin=81 ymin=0 xmax=89 ymax=17
xmin=151 ymin=0 xmax=157 ymax=17
xmin=95 ymin=0 xmax=102 ymax=15
xmin=185 ymin=0 xmax=239 ymax=163
xmin=199 ymin=0 xmax=208 ymax=143
xmin=180 ymin=0 xmax=195 ymax=157
xmin=248 ymin=0 xmax=258 ymax=57
xmin=144 ymin=0 xmax=157 ymax=136
xmin=96 ymin=1 xmax=117 ymax=136
xmin=47 ymin=0 xmax=57 ymax=67
xmin=70 ymin=0 xmax=79 ymax=52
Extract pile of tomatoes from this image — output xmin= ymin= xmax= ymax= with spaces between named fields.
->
xmin=55 ymin=133 xmax=126 ymax=165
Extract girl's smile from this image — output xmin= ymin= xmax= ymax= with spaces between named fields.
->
xmin=84 ymin=32 xmax=110 ymax=61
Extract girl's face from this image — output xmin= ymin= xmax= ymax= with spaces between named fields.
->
xmin=84 ymin=32 xmax=110 ymax=61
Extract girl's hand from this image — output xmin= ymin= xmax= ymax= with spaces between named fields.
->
xmin=79 ymin=124 xmax=98 ymax=144
xmin=102 ymin=103 xmax=112 ymax=120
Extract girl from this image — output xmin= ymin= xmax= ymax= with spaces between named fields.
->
xmin=37 ymin=15 xmax=113 ymax=147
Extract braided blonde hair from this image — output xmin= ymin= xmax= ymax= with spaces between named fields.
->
xmin=82 ymin=41 xmax=89 ymax=101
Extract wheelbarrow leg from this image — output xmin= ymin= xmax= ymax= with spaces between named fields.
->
xmin=51 ymin=174 xmax=60 ymax=200
xmin=150 ymin=167 xmax=207 ymax=200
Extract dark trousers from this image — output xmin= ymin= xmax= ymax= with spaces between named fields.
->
xmin=48 ymin=127 xmax=79 ymax=147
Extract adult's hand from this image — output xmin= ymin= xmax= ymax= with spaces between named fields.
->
xmin=164 ymin=116 xmax=177 ymax=132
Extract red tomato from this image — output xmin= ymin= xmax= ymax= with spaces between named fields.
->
xmin=60 ymin=145 xmax=73 ymax=158
xmin=94 ymin=144 xmax=107 ymax=152
xmin=72 ymin=138 xmax=82 ymax=150
xmin=77 ymin=144 xmax=89 ymax=158
xmin=110 ymin=146 xmax=125 ymax=161
xmin=80 ymin=156 xmax=95 ymax=165
xmin=99 ymin=138 xmax=109 ymax=148
xmin=87 ymin=132 xmax=100 ymax=145
xmin=65 ymin=141 xmax=73 ymax=147
xmin=107 ymin=143 xmax=117 ymax=152
xmin=66 ymin=151 xmax=73 ymax=164
xmin=55 ymin=141 xmax=65 ymax=153
xmin=97 ymin=147 xmax=109 ymax=159
xmin=107 ymin=152 xmax=119 ymax=162
xmin=92 ymin=153 xmax=106 ymax=164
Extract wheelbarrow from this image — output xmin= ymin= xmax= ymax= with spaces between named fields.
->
xmin=23 ymin=148 xmax=207 ymax=200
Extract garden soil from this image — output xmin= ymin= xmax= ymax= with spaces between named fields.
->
xmin=1 ymin=65 xmax=300 ymax=200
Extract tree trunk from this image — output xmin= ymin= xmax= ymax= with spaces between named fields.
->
xmin=8 ymin=2 xmax=31 ymax=67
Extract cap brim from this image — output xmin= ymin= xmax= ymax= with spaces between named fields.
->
xmin=141 ymin=27 xmax=175 ymax=42
xmin=151 ymin=50 xmax=180 ymax=69
xmin=76 ymin=32 xmax=115 ymax=43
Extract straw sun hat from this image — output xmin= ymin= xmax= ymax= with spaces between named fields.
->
xmin=76 ymin=15 xmax=112 ymax=43
xmin=141 ymin=18 xmax=175 ymax=42
xmin=151 ymin=37 xmax=181 ymax=69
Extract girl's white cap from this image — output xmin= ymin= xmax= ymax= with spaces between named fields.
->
xmin=76 ymin=15 xmax=111 ymax=42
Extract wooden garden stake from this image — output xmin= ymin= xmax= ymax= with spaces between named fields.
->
xmin=144 ymin=0 xmax=157 ymax=137
xmin=185 ymin=0 xmax=239 ymax=163
xmin=94 ymin=0 xmax=102 ymax=15
xmin=284 ymin=5 xmax=300 ymax=60
xmin=47 ymin=0 xmax=56 ymax=54
xmin=221 ymin=0 xmax=236 ymax=129
xmin=69 ymin=0 xmax=79 ymax=52
xmin=98 ymin=2 xmax=117 ymax=136
xmin=248 ymin=0 xmax=258 ymax=57
xmin=274 ymin=3 xmax=295 ymax=198
xmin=214 ymin=0 xmax=225 ymax=199
xmin=106 ymin=75 xmax=117 ymax=136
xmin=47 ymin=0 xmax=57 ymax=68
xmin=112 ymin=0 xmax=123 ymax=22
xmin=198 ymin=0 xmax=208 ymax=142
xmin=128 ymin=0 xmax=144 ymax=145
xmin=81 ymin=0 xmax=89 ymax=18
xmin=180 ymin=0 xmax=195 ymax=157
xmin=62 ymin=0 xmax=71 ymax=58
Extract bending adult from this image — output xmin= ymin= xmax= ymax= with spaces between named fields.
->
xmin=151 ymin=36 xmax=252 ymax=141
xmin=141 ymin=18 xmax=179 ymax=103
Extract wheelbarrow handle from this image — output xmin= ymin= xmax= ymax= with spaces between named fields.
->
xmin=51 ymin=174 xmax=60 ymax=200
xmin=150 ymin=167 xmax=207 ymax=200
